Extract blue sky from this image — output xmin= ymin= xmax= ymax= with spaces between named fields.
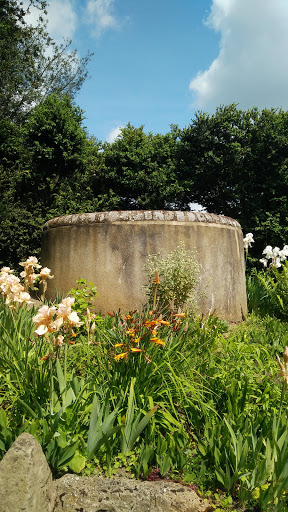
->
xmin=27 ymin=0 xmax=288 ymax=143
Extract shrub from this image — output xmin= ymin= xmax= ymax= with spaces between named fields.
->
xmin=143 ymin=242 xmax=199 ymax=312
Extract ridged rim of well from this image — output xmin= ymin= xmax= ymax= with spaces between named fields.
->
xmin=43 ymin=211 xmax=241 ymax=229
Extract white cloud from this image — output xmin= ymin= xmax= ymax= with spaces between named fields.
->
xmin=106 ymin=125 xmax=123 ymax=143
xmin=46 ymin=0 xmax=77 ymax=41
xmin=24 ymin=0 xmax=77 ymax=42
xmin=189 ymin=0 xmax=288 ymax=111
xmin=85 ymin=0 xmax=118 ymax=38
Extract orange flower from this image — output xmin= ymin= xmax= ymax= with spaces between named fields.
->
xmin=115 ymin=343 xmax=124 ymax=348
xmin=115 ymin=352 xmax=128 ymax=361
xmin=131 ymin=348 xmax=142 ymax=353
xmin=150 ymin=337 xmax=165 ymax=346
xmin=143 ymin=320 xmax=160 ymax=328
xmin=173 ymin=313 xmax=185 ymax=318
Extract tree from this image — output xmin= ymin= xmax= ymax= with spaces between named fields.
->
xmin=178 ymin=104 xmax=288 ymax=257
xmin=0 ymin=94 xmax=101 ymax=268
xmin=91 ymin=124 xmax=183 ymax=211
xmin=0 ymin=0 xmax=92 ymax=123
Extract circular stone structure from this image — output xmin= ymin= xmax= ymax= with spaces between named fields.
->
xmin=41 ymin=210 xmax=247 ymax=322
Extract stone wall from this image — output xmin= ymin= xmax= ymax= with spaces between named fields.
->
xmin=41 ymin=210 xmax=247 ymax=322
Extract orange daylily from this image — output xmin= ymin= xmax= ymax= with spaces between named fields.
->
xmin=115 ymin=352 xmax=128 ymax=361
xmin=150 ymin=337 xmax=165 ymax=346
xmin=126 ymin=329 xmax=135 ymax=337
xmin=143 ymin=320 xmax=160 ymax=328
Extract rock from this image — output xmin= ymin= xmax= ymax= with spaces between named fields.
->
xmin=0 ymin=433 xmax=212 ymax=512
xmin=0 ymin=432 xmax=55 ymax=512
xmin=52 ymin=474 xmax=212 ymax=512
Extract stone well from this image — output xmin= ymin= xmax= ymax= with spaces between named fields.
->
xmin=41 ymin=210 xmax=247 ymax=322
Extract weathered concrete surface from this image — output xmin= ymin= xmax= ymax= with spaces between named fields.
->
xmin=41 ymin=210 xmax=247 ymax=322
xmin=52 ymin=474 xmax=211 ymax=512
xmin=0 ymin=433 xmax=55 ymax=512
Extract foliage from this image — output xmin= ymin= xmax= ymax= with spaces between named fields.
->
xmin=4 ymin=103 xmax=288 ymax=267
xmin=92 ymin=123 xmax=183 ymax=210
xmin=4 ymin=253 xmax=288 ymax=510
xmin=247 ymin=261 xmax=288 ymax=321
xmin=0 ymin=0 xmax=92 ymax=123
xmin=178 ymin=104 xmax=288 ymax=259
xmin=68 ymin=279 xmax=98 ymax=318
xmin=143 ymin=242 xmax=200 ymax=312
xmin=0 ymin=95 xmax=101 ymax=268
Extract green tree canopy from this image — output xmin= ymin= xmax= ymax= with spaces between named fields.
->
xmin=0 ymin=94 xmax=100 ymax=268
xmin=91 ymin=124 xmax=183 ymax=211
xmin=178 ymin=104 xmax=288 ymax=256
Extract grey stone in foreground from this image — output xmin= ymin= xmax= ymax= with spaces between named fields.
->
xmin=52 ymin=474 xmax=212 ymax=512
xmin=0 ymin=432 xmax=55 ymax=512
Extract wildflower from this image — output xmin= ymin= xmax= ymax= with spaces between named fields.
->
xmin=143 ymin=320 xmax=160 ymax=328
xmin=0 ymin=273 xmax=21 ymax=295
xmin=150 ymin=337 xmax=165 ymax=346
xmin=19 ymin=256 xmax=41 ymax=270
xmin=39 ymin=267 xmax=54 ymax=296
xmin=67 ymin=311 xmax=83 ymax=328
xmin=243 ymin=233 xmax=254 ymax=250
xmin=0 ymin=267 xmax=13 ymax=274
xmin=90 ymin=321 xmax=96 ymax=336
xmin=126 ymin=329 xmax=135 ymax=337
xmin=54 ymin=335 xmax=64 ymax=347
xmin=19 ymin=256 xmax=41 ymax=290
xmin=14 ymin=291 xmax=33 ymax=306
xmin=261 ymin=244 xmax=288 ymax=268
xmin=57 ymin=297 xmax=75 ymax=319
xmin=40 ymin=351 xmax=55 ymax=361
xmin=263 ymin=245 xmax=273 ymax=259
xmin=158 ymin=319 xmax=170 ymax=325
xmin=130 ymin=348 xmax=142 ymax=353
xmin=115 ymin=352 xmax=128 ymax=361
xmin=33 ymin=305 xmax=57 ymax=335
xmin=39 ymin=267 xmax=53 ymax=281
xmin=259 ymin=258 xmax=268 ymax=267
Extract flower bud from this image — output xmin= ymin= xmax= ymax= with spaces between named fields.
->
xmin=153 ymin=270 xmax=160 ymax=285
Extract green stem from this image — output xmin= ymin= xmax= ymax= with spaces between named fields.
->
xmin=64 ymin=341 xmax=68 ymax=384
xmin=153 ymin=284 xmax=158 ymax=311
xmin=49 ymin=355 xmax=54 ymax=413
